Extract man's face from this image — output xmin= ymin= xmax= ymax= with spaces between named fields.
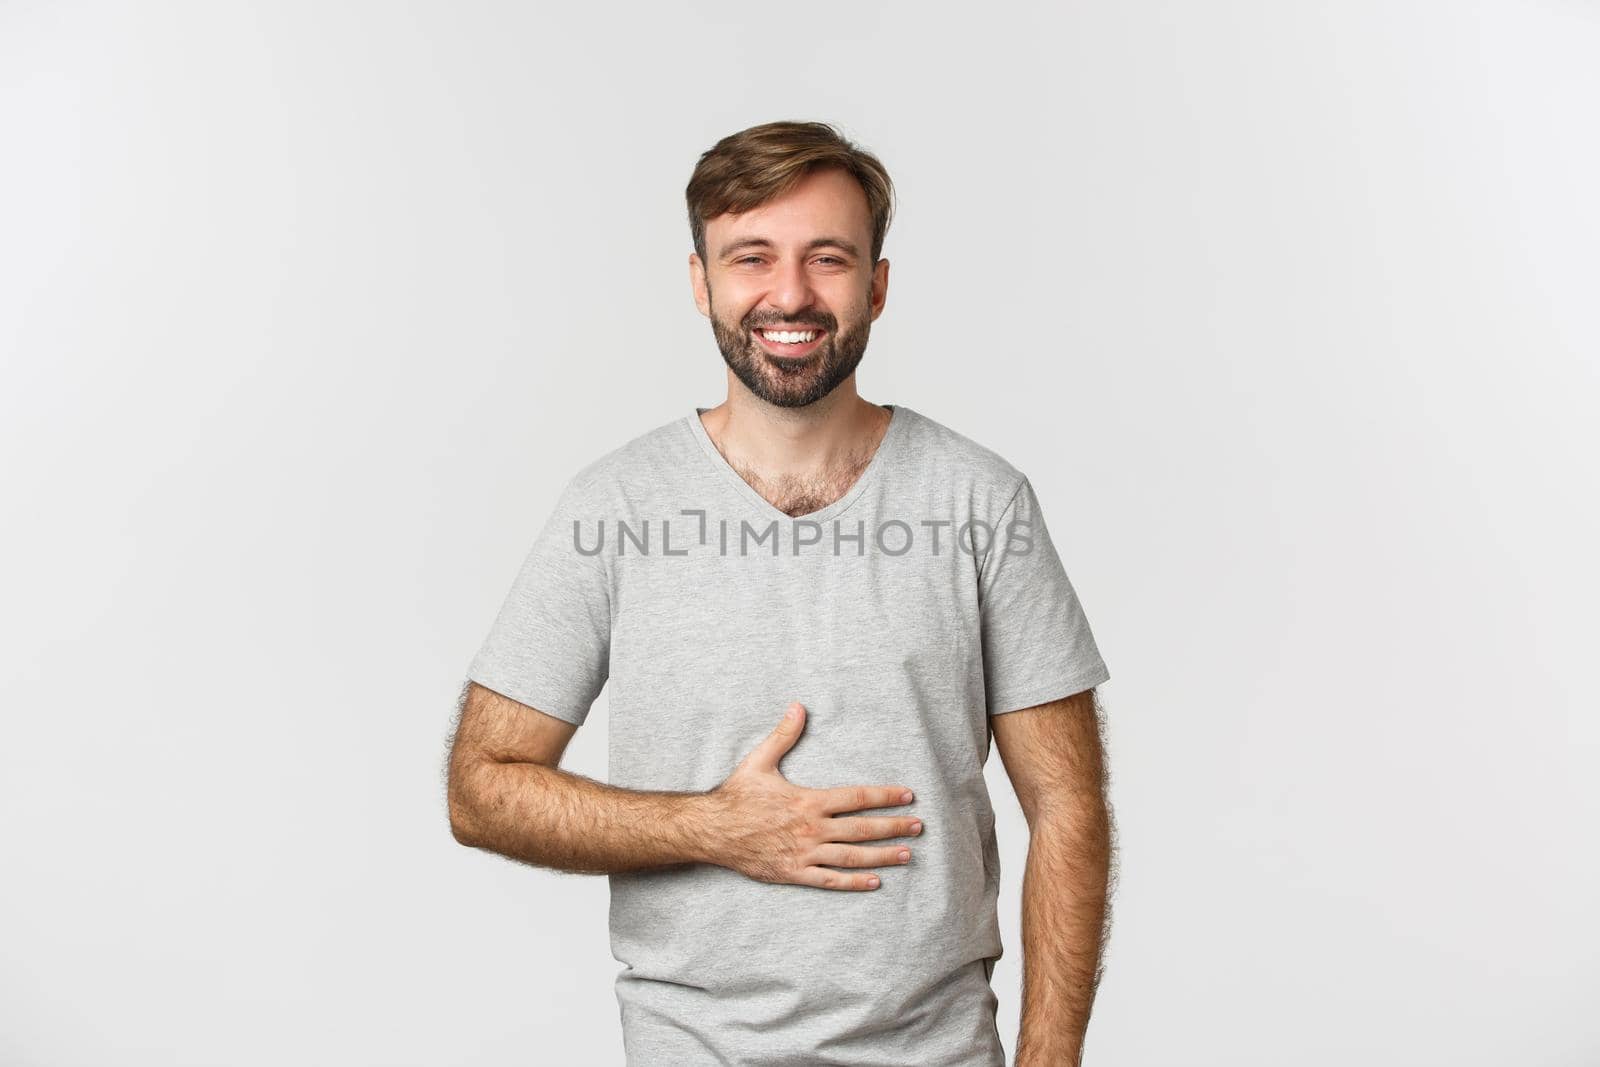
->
xmin=691 ymin=166 xmax=889 ymax=409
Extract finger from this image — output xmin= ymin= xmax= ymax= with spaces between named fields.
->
xmin=812 ymin=843 xmax=912 ymax=869
xmin=743 ymin=702 xmax=806 ymax=771
xmin=794 ymin=865 xmax=883 ymax=891
xmin=817 ymin=784 xmax=916 ymax=816
xmin=824 ymin=815 xmax=924 ymax=844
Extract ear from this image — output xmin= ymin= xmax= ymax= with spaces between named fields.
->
xmin=689 ymin=253 xmax=711 ymax=318
xmin=869 ymin=258 xmax=890 ymax=322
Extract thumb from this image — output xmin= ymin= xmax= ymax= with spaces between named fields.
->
xmin=746 ymin=701 xmax=806 ymax=771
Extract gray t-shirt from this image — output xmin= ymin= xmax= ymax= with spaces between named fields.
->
xmin=467 ymin=403 xmax=1110 ymax=1066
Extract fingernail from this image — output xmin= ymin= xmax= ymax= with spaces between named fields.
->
xmin=911 ymin=821 xmax=923 ymax=834
xmin=867 ymin=876 xmax=880 ymax=888
xmin=898 ymin=850 xmax=910 ymax=862
xmin=786 ymin=705 xmax=799 ymax=720
xmin=900 ymin=790 xmax=914 ymax=804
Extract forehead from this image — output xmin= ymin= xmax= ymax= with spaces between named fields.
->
xmin=706 ymin=167 xmax=872 ymax=255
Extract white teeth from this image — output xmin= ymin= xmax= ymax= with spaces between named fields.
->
xmin=760 ymin=329 xmax=817 ymax=344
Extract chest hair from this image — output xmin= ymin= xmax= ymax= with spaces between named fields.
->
xmin=729 ymin=448 xmax=876 ymax=518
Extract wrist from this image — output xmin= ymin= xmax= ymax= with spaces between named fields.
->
xmin=680 ymin=789 xmax=726 ymax=867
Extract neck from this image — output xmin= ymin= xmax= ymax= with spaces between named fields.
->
xmin=700 ymin=381 xmax=890 ymax=483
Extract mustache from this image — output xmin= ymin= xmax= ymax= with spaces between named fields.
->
xmin=744 ymin=314 xmax=836 ymax=331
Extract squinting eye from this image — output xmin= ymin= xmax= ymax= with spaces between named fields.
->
xmin=815 ymin=257 xmax=843 ymax=265
xmin=737 ymin=256 xmax=763 ymax=265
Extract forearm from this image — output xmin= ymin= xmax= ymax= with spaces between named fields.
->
xmin=450 ymin=757 xmax=721 ymax=875
xmin=1013 ymin=799 xmax=1113 ymax=1067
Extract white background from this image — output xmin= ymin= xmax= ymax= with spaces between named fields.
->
xmin=3 ymin=2 xmax=1596 ymax=1064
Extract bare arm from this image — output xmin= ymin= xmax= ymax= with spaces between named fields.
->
xmin=447 ymin=681 xmax=721 ymax=873
xmin=991 ymin=687 xmax=1115 ymax=1067
xmin=446 ymin=685 xmax=922 ymax=886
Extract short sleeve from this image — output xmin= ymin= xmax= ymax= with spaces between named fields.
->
xmin=466 ymin=473 xmax=613 ymax=727
xmin=978 ymin=476 xmax=1110 ymax=716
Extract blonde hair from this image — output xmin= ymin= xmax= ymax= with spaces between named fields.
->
xmin=686 ymin=121 xmax=896 ymax=263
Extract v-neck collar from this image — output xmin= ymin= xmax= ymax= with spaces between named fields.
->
xmin=685 ymin=403 xmax=910 ymax=524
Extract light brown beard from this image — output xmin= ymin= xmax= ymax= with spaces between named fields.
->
xmin=705 ymin=283 xmax=872 ymax=410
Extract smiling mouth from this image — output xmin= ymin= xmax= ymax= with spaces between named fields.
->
xmin=752 ymin=327 xmax=827 ymax=358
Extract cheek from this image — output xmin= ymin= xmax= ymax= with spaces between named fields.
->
xmin=709 ymin=284 xmax=759 ymax=324
xmin=822 ymin=285 xmax=871 ymax=327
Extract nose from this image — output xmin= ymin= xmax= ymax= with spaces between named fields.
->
xmin=767 ymin=257 xmax=818 ymax=317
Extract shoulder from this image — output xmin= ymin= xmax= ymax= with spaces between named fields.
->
xmin=557 ymin=411 xmax=696 ymax=504
xmin=892 ymin=404 xmax=1030 ymax=506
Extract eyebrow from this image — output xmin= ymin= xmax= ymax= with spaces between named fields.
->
xmin=717 ymin=236 xmax=862 ymax=260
